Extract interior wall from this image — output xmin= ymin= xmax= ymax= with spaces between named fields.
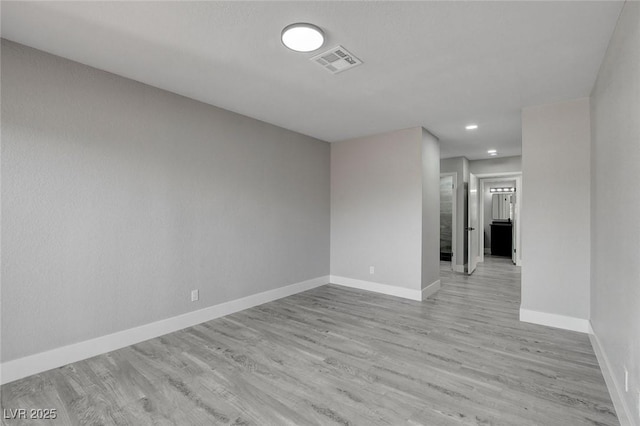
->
xmin=421 ymin=128 xmax=441 ymax=290
xmin=590 ymin=1 xmax=640 ymax=421
xmin=1 ymin=40 xmax=331 ymax=362
xmin=331 ymin=128 xmax=423 ymax=290
xmin=469 ymin=156 xmax=522 ymax=176
xmin=521 ymin=98 xmax=591 ymax=322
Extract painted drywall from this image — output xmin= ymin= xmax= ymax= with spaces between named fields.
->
xmin=421 ymin=128 xmax=440 ymax=291
xmin=521 ymin=98 xmax=591 ymax=321
xmin=1 ymin=40 xmax=330 ymax=362
xmin=331 ymin=128 xmax=424 ymax=290
xmin=590 ymin=1 xmax=640 ymax=423
xmin=441 ymin=157 xmax=469 ymax=270
xmin=483 ymin=180 xmax=516 ymax=250
xmin=469 ymin=156 xmax=522 ymax=176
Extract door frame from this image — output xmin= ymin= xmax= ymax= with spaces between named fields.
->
xmin=440 ymin=172 xmax=457 ymax=269
xmin=477 ymin=173 xmax=522 ymax=266
xmin=467 ymin=173 xmax=479 ymax=275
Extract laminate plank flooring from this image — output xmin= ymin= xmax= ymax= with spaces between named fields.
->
xmin=1 ymin=257 xmax=617 ymax=425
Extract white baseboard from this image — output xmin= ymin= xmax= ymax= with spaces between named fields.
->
xmin=0 ymin=275 xmax=329 ymax=385
xmin=452 ymin=264 xmax=465 ymax=273
xmin=589 ymin=326 xmax=635 ymax=426
xmin=519 ymin=308 xmax=591 ymax=333
xmin=422 ymin=279 xmax=441 ymax=300
xmin=330 ymin=275 xmax=422 ymax=301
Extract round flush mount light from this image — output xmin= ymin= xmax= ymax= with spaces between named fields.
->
xmin=281 ymin=23 xmax=325 ymax=52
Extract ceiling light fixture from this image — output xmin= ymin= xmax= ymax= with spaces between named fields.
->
xmin=487 ymin=149 xmax=497 ymax=154
xmin=465 ymin=124 xmax=478 ymax=130
xmin=281 ymin=23 xmax=325 ymax=52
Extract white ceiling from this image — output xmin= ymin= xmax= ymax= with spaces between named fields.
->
xmin=1 ymin=1 xmax=623 ymax=159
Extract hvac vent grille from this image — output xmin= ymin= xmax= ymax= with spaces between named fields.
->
xmin=311 ymin=45 xmax=362 ymax=74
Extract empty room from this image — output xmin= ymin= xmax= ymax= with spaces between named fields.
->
xmin=1 ymin=1 xmax=639 ymax=425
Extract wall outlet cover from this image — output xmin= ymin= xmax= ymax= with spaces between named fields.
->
xmin=191 ymin=289 xmax=199 ymax=302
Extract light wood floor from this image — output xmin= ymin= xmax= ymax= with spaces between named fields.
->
xmin=1 ymin=257 xmax=617 ymax=425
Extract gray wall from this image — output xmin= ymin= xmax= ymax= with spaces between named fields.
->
xmin=1 ymin=40 xmax=330 ymax=362
xmin=331 ymin=127 xmax=424 ymax=290
xmin=521 ymin=98 xmax=591 ymax=320
xmin=469 ymin=156 xmax=521 ymax=176
xmin=441 ymin=157 xmax=469 ymax=269
xmin=590 ymin=1 xmax=640 ymax=419
xmin=421 ymin=129 xmax=440 ymax=289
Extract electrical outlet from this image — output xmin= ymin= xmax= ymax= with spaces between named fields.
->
xmin=625 ymin=367 xmax=629 ymax=392
xmin=369 ymin=266 xmax=375 ymax=275
xmin=191 ymin=289 xmax=199 ymax=302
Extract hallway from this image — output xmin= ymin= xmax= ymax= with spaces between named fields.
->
xmin=439 ymin=256 xmax=616 ymax=424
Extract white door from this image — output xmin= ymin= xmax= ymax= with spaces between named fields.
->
xmin=511 ymin=191 xmax=517 ymax=264
xmin=467 ymin=173 xmax=479 ymax=275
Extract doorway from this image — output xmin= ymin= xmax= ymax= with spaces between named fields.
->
xmin=440 ymin=173 xmax=457 ymax=269
xmin=477 ymin=174 xmax=522 ymax=266
xmin=467 ymin=173 xmax=479 ymax=274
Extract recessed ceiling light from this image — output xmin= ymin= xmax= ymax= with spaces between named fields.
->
xmin=465 ymin=124 xmax=478 ymax=130
xmin=281 ymin=23 xmax=325 ymax=52
xmin=487 ymin=149 xmax=497 ymax=154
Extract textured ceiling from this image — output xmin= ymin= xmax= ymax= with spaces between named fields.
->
xmin=1 ymin=1 xmax=623 ymax=159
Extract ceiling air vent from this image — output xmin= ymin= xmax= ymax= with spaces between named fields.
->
xmin=311 ymin=45 xmax=362 ymax=74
